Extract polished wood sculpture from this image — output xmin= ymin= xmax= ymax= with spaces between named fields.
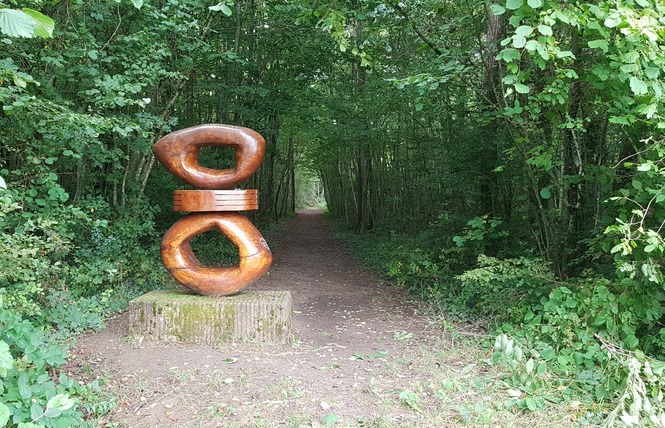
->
xmin=153 ymin=124 xmax=272 ymax=296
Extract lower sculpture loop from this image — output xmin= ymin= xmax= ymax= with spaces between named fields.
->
xmin=160 ymin=212 xmax=273 ymax=296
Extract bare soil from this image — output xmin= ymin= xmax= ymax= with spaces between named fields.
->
xmin=71 ymin=210 xmax=560 ymax=427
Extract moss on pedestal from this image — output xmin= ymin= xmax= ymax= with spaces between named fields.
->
xmin=128 ymin=290 xmax=292 ymax=345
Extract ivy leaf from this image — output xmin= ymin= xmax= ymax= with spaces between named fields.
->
xmin=630 ymin=76 xmax=648 ymax=95
xmin=0 ymin=9 xmax=35 ymax=38
xmin=506 ymin=0 xmax=523 ymax=10
xmin=131 ymin=0 xmax=144 ymax=9
xmin=527 ymin=0 xmax=543 ymax=7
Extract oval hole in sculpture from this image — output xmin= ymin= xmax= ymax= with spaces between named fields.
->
xmin=188 ymin=229 xmax=239 ymax=267
xmin=197 ymin=145 xmax=236 ymax=171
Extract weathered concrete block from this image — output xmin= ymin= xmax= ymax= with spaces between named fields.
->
xmin=128 ymin=290 xmax=292 ymax=345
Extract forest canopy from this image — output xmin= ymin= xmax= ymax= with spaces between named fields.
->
xmin=1 ymin=0 xmax=665 ymax=425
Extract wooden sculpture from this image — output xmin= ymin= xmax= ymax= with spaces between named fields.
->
xmin=153 ymin=124 xmax=273 ymax=296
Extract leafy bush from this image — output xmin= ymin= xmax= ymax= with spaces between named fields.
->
xmin=0 ymin=296 xmax=115 ymax=427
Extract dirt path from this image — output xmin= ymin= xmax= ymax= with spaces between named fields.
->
xmin=73 ymin=210 xmax=485 ymax=427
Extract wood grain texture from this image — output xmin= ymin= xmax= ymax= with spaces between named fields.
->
xmin=173 ymin=190 xmax=258 ymax=212
xmin=152 ymin=124 xmax=265 ymax=190
xmin=160 ymin=213 xmax=273 ymax=296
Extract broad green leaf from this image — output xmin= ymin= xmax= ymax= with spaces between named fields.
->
xmin=524 ymin=40 xmax=538 ymax=51
xmin=515 ymin=25 xmax=533 ymax=37
xmin=18 ymin=372 xmax=30 ymax=399
xmin=0 ymin=9 xmax=35 ymax=37
xmin=515 ymin=83 xmax=530 ymax=94
xmin=635 ymin=0 xmax=649 ymax=6
xmin=490 ymin=4 xmax=506 ymax=15
xmin=47 ymin=394 xmax=75 ymax=412
xmin=604 ymin=14 xmax=621 ymax=28
xmin=209 ymin=3 xmax=233 ymax=16
xmin=0 ymin=402 xmax=9 ymax=427
xmin=497 ymin=48 xmax=521 ymax=62
xmin=131 ymin=0 xmax=144 ymax=9
xmin=540 ymin=186 xmax=551 ymax=199
xmin=630 ymin=76 xmax=648 ymax=95
xmin=527 ymin=0 xmax=543 ymax=7
xmin=22 ymin=8 xmax=53 ymax=38
xmin=537 ymin=25 xmax=552 ymax=36
xmin=620 ymin=64 xmax=638 ymax=73
xmin=646 ymin=67 xmax=660 ymax=79
xmin=0 ymin=341 xmax=12 ymax=376
xmin=588 ymin=40 xmax=608 ymax=53
xmin=512 ymin=35 xmax=526 ymax=49
xmin=624 ymin=335 xmax=639 ymax=349
xmin=540 ymin=346 xmax=556 ymax=360
xmin=506 ymin=0 xmax=523 ymax=10
xmin=525 ymin=358 xmax=535 ymax=373
xmin=610 ymin=116 xmax=630 ymax=125
xmin=502 ymin=74 xmax=517 ymax=84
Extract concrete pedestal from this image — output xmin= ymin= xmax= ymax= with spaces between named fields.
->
xmin=128 ymin=290 xmax=292 ymax=345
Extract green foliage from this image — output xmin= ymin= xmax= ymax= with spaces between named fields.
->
xmin=0 ymin=8 xmax=54 ymax=39
xmin=455 ymin=255 xmax=551 ymax=321
xmin=0 ymin=295 xmax=115 ymax=427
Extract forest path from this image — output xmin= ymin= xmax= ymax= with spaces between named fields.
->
xmin=72 ymin=211 xmax=543 ymax=427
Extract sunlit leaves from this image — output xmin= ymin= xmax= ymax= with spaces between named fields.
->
xmin=604 ymin=12 xmax=622 ymax=28
xmin=537 ymin=25 xmax=552 ymax=36
xmin=22 ymin=9 xmax=54 ymax=38
xmin=506 ymin=0 xmax=523 ymax=10
xmin=0 ymin=9 xmax=35 ymax=37
xmin=209 ymin=2 xmax=233 ymax=16
xmin=630 ymin=76 xmax=648 ymax=95
xmin=514 ymin=83 xmax=530 ymax=94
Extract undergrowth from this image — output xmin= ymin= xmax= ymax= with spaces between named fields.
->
xmin=333 ymin=145 xmax=665 ymax=426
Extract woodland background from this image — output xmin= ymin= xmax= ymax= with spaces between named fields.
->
xmin=2 ymin=0 xmax=665 ymax=425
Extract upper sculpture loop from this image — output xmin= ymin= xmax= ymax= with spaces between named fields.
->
xmin=152 ymin=124 xmax=266 ymax=189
